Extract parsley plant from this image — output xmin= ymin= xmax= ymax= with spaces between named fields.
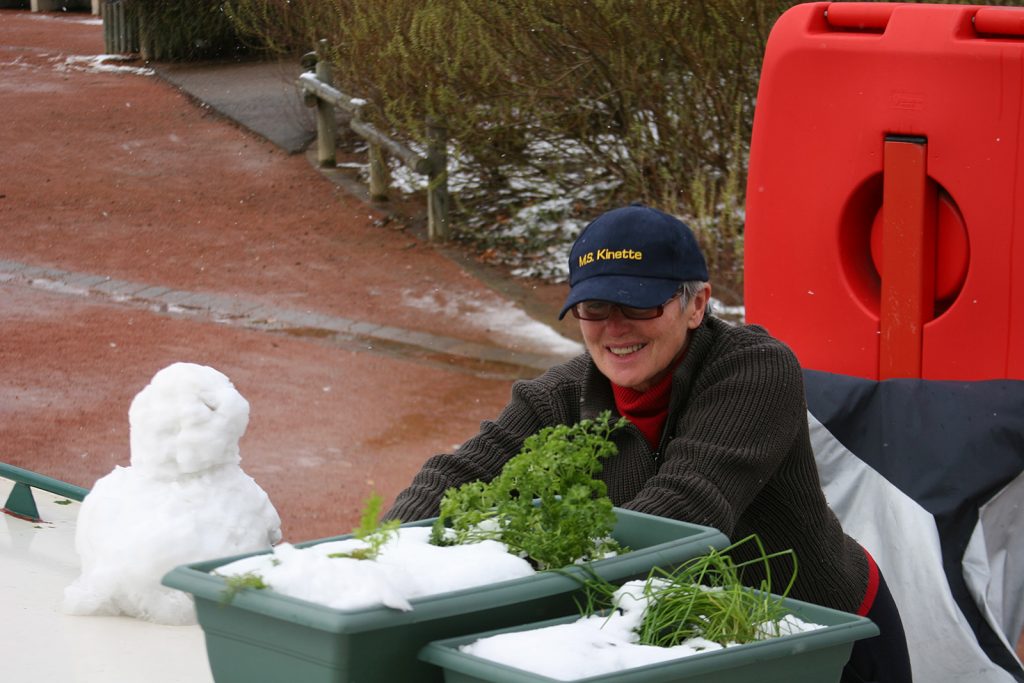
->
xmin=432 ymin=411 xmax=627 ymax=570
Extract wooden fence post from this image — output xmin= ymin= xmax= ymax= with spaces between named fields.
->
xmin=426 ymin=119 xmax=450 ymax=241
xmin=297 ymin=57 xmax=453 ymax=234
xmin=367 ymin=143 xmax=391 ymax=202
xmin=315 ymin=40 xmax=337 ymax=169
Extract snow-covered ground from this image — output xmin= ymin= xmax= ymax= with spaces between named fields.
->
xmin=0 ymin=480 xmax=214 ymax=682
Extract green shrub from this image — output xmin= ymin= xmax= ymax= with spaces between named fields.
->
xmin=219 ymin=0 xmax=789 ymax=293
xmin=219 ymin=0 xmax=1021 ymax=295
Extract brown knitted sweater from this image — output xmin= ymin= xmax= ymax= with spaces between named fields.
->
xmin=385 ymin=316 xmax=869 ymax=613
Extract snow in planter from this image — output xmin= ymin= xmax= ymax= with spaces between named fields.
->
xmin=212 ymin=413 xmax=628 ymax=609
xmin=459 ymin=579 xmax=826 ymax=681
xmin=213 ymin=525 xmax=536 ymax=611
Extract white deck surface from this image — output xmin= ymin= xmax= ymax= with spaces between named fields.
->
xmin=0 ymin=478 xmax=214 ymax=682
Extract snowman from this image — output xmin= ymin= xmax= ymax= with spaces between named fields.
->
xmin=63 ymin=362 xmax=282 ymax=625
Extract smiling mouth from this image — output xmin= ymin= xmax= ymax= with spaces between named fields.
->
xmin=608 ymin=343 xmax=646 ymax=357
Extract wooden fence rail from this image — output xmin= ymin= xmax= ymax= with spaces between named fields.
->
xmin=298 ymin=43 xmax=450 ymax=241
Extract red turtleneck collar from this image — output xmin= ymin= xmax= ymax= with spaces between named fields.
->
xmin=611 ymin=353 xmax=684 ymax=451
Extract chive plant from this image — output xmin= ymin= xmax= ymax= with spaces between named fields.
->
xmin=582 ymin=535 xmax=798 ymax=647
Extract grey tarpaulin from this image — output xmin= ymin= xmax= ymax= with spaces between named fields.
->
xmin=804 ymin=370 xmax=1024 ymax=682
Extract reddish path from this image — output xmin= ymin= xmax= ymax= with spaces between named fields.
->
xmin=0 ymin=10 xmax=576 ymax=542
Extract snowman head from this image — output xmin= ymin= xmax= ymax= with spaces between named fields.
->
xmin=128 ymin=362 xmax=250 ymax=479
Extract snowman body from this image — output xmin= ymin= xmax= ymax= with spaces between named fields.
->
xmin=64 ymin=362 xmax=281 ymax=625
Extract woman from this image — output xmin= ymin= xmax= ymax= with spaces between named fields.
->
xmin=386 ymin=204 xmax=911 ymax=682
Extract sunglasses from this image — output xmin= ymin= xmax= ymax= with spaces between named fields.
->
xmin=570 ymin=293 xmax=681 ymax=321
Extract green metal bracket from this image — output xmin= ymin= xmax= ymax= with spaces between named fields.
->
xmin=4 ymin=481 xmax=42 ymax=522
xmin=1 ymin=462 xmax=89 ymax=523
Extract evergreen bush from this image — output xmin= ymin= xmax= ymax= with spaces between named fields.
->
xmin=126 ymin=0 xmax=246 ymax=62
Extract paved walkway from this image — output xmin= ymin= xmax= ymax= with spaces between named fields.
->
xmin=156 ymin=59 xmax=318 ymax=155
xmin=0 ymin=258 xmax=571 ymax=378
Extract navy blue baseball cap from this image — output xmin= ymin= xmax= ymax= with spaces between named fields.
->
xmin=558 ymin=204 xmax=708 ymax=319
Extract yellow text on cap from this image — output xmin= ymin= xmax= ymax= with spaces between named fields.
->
xmin=578 ymin=248 xmax=644 ymax=267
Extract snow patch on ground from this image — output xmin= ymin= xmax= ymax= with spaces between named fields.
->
xmin=29 ymin=14 xmax=102 ymax=26
xmin=401 ymin=287 xmax=584 ymax=357
xmin=56 ymin=54 xmax=154 ymax=76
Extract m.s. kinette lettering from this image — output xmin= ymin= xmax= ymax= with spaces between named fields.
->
xmin=578 ymin=248 xmax=644 ymax=267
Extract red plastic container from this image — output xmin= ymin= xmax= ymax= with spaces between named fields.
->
xmin=744 ymin=2 xmax=1024 ymax=380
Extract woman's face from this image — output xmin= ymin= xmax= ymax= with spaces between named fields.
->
xmin=579 ymin=284 xmax=710 ymax=392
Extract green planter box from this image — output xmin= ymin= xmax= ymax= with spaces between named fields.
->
xmin=162 ymin=509 xmax=728 ymax=683
xmin=418 ymin=595 xmax=879 ymax=683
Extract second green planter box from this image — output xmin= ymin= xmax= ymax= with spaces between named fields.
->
xmin=418 ymin=594 xmax=879 ymax=683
